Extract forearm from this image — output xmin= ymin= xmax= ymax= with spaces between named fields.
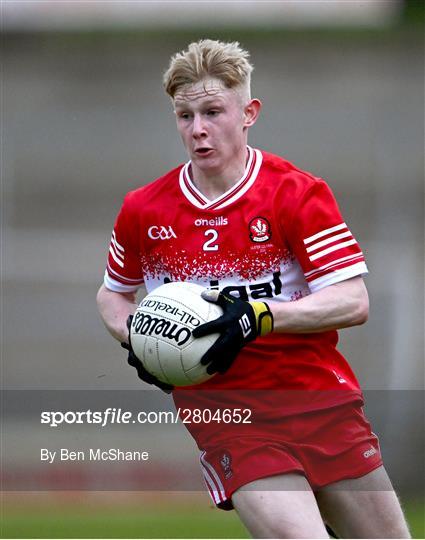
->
xmin=96 ymin=284 xmax=138 ymax=343
xmin=269 ymin=277 xmax=369 ymax=334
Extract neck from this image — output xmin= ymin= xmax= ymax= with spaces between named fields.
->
xmin=191 ymin=146 xmax=249 ymax=200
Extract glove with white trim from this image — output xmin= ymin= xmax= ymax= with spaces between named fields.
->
xmin=192 ymin=290 xmax=274 ymax=375
xmin=121 ymin=315 xmax=174 ymax=393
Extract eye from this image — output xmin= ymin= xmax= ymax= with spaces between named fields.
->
xmin=206 ymin=110 xmax=219 ymax=117
xmin=177 ymin=111 xmax=191 ymax=120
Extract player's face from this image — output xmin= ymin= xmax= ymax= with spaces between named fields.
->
xmin=173 ymin=78 xmax=260 ymax=178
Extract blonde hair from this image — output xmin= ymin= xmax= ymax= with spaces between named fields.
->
xmin=163 ymin=39 xmax=253 ymax=100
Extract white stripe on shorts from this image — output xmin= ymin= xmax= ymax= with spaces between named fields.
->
xmin=200 ymin=451 xmax=227 ymax=505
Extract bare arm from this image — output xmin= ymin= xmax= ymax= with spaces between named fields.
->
xmin=270 ymin=276 xmax=369 ymax=334
xmin=96 ymin=284 xmax=138 ymax=343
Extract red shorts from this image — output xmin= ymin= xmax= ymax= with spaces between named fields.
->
xmin=198 ymin=402 xmax=382 ymax=510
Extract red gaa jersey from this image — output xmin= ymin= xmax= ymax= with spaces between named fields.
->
xmin=104 ymin=147 xmax=368 ymax=408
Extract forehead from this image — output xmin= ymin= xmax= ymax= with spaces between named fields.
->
xmin=173 ymin=78 xmax=238 ymax=107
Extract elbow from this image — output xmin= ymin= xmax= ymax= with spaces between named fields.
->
xmin=352 ymin=295 xmax=369 ymax=326
xmin=354 ymin=304 xmax=369 ymax=326
xmin=346 ymin=278 xmax=369 ymax=327
xmin=96 ymin=284 xmax=106 ymax=311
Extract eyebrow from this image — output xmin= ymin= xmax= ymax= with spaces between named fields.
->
xmin=174 ymin=97 xmax=225 ymax=108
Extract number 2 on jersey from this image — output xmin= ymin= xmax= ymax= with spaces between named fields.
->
xmin=203 ymin=229 xmax=219 ymax=251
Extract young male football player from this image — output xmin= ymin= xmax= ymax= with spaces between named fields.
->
xmin=97 ymin=40 xmax=410 ymax=538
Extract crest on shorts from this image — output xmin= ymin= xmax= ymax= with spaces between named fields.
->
xmin=220 ymin=451 xmax=233 ymax=479
xmin=249 ymin=217 xmax=271 ymax=243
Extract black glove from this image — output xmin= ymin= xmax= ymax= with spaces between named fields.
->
xmin=121 ymin=315 xmax=174 ymax=393
xmin=192 ymin=290 xmax=274 ymax=375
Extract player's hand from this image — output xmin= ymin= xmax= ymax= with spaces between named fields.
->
xmin=192 ymin=290 xmax=274 ymax=375
xmin=121 ymin=315 xmax=174 ymax=393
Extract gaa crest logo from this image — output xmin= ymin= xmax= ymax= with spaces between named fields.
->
xmin=220 ymin=451 xmax=233 ymax=479
xmin=249 ymin=217 xmax=271 ymax=243
xmin=147 ymin=225 xmax=177 ymax=240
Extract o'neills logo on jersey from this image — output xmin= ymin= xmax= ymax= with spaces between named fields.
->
xmin=194 ymin=217 xmax=228 ymax=227
xmin=363 ymin=447 xmax=378 ymax=459
xmin=148 ymin=226 xmax=177 ymax=241
xmin=249 ymin=217 xmax=271 ymax=243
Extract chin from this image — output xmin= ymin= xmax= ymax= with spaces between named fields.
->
xmin=193 ymin=156 xmax=219 ymax=170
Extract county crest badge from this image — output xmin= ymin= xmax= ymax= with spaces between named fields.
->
xmin=249 ymin=217 xmax=271 ymax=243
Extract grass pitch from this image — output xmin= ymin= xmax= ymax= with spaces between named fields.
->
xmin=1 ymin=492 xmax=423 ymax=538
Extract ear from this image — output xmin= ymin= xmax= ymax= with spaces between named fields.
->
xmin=243 ymin=98 xmax=262 ymax=128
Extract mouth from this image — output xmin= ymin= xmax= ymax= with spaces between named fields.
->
xmin=194 ymin=147 xmax=214 ymax=157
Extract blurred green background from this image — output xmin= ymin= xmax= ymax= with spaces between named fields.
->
xmin=2 ymin=0 xmax=424 ymax=538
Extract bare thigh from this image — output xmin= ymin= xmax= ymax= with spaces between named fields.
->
xmin=316 ymin=465 xmax=411 ymax=538
xmin=232 ymin=473 xmax=329 ymax=539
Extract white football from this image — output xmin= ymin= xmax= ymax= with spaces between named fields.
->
xmin=130 ymin=282 xmax=223 ymax=387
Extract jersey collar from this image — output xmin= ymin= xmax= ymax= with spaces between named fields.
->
xmin=179 ymin=146 xmax=263 ymax=210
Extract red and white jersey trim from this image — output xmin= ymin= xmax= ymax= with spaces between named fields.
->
xmin=109 ymin=231 xmax=125 ymax=268
xmin=305 ymin=253 xmax=365 ymax=279
xmin=200 ymin=451 xmax=227 ymax=506
xmin=179 ymin=146 xmax=263 ymax=210
xmin=308 ymin=261 xmax=368 ymax=292
xmin=309 ymin=239 xmax=358 ymax=262
xmin=302 ymin=222 xmax=367 ymax=291
xmin=305 ymin=231 xmax=353 ymax=254
xmin=304 ymin=223 xmax=358 ymax=262
xmin=104 ymin=270 xmax=144 ymax=293
xmin=303 ymin=222 xmax=348 ymax=244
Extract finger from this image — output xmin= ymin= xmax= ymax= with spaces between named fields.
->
xmin=206 ymin=348 xmax=238 ymax=374
xmin=206 ymin=362 xmax=219 ymax=375
xmin=213 ymin=292 xmax=241 ymax=310
xmin=207 ymin=356 xmax=233 ymax=375
xmin=216 ymin=353 xmax=237 ymax=374
xmin=126 ymin=315 xmax=133 ymax=330
xmin=199 ymin=334 xmax=229 ymax=365
xmin=133 ymin=362 xmax=158 ymax=384
xmin=127 ymin=353 xmax=140 ymax=368
xmin=201 ymin=328 xmax=240 ymax=370
xmin=192 ymin=317 xmax=227 ymax=338
xmin=201 ymin=290 xmax=238 ymax=311
xmin=136 ymin=365 xmax=173 ymax=392
xmin=156 ymin=380 xmax=174 ymax=393
xmin=200 ymin=289 xmax=220 ymax=303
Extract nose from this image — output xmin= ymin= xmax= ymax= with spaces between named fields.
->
xmin=192 ymin=113 xmax=207 ymax=139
